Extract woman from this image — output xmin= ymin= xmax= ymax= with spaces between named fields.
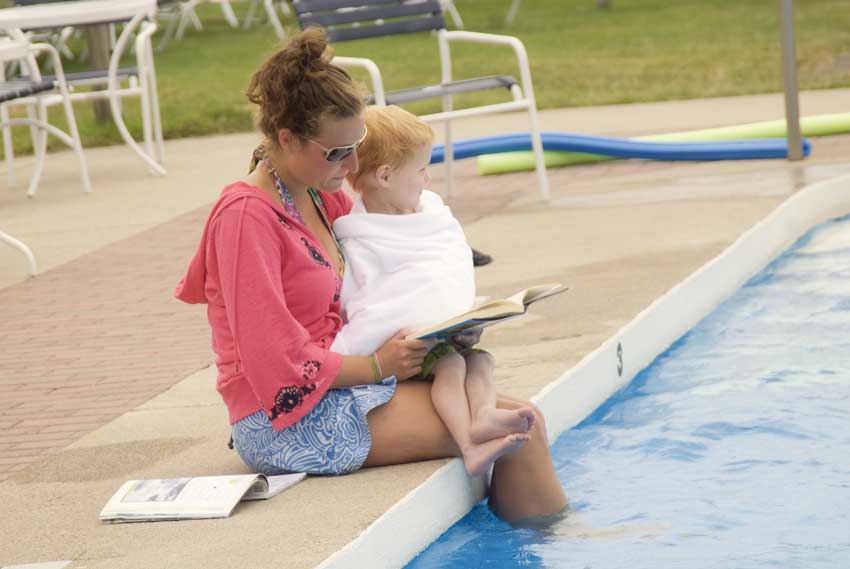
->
xmin=175 ymin=28 xmax=566 ymax=523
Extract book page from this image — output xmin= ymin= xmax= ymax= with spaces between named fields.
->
xmin=411 ymin=283 xmax=566 ymax=340
xmin=518 ymin=283 xmax=567 ymax=305
xmin=415 ymin=314 xmax=525 ymax=340
xmin=411 ymin=300 xmax=524 ymax=339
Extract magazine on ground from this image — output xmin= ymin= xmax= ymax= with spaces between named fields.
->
xmin=411 ymin=283 xmax=568 ymax=340
xmin=99 ymin=472 xmax=306 ymax=523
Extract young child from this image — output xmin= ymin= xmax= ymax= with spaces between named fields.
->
xmin=330 ymin=106 xmax=535 ymax=476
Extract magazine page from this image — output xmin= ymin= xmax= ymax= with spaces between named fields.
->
xmin=99 ymin=475 xmax=261 ymax=522
xmin=244 ymin=472 xmax=307 ymax=500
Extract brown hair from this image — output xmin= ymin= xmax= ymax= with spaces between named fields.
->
xmin=246 ymin=28 xmax=364 ymax=144
xmin=348 ymin=105 xmax=434 ymax=190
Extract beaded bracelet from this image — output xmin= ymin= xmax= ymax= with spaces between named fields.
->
xmin=374 ymin=351 xmax=384 ymax=380
xmin=368 ymin=354 xmax=381 ymax=385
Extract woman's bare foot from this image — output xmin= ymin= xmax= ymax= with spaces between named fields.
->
xmin=470 ymin=407 xmax=536 ymax=444
xmin=462 ymin=433 xmax=531 ymax=477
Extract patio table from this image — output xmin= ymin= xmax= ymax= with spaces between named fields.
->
xmin=0 ymin=0 xmax=166 ymax=174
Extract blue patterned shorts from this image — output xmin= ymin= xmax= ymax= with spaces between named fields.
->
xmin=231 ymin=378 xmax=396 ymax=475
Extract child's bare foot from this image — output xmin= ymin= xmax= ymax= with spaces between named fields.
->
xmin=518 ymin=406 xmax=536 ymax=431
xmin=462 ymin=433 xmax=530 ymax=477
xmin=470 ymin=407 xmax=536 ymax=444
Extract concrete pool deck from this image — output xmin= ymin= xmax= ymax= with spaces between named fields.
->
xmin=1 ymin=89 xmax=849 ymax=568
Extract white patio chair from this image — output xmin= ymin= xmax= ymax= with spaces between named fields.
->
xmin=157 ymin=0 xmax=239 ymax=51
xmin=292 ymin=0 xmax=549 ymax=201
xmin=242 ymin=0 xmax=289 ymax=40
xmin=245 ymin=1 xmax=462 ymax=47
xmin=0 ymin=36 xmax=91 ymax=196
xmin=12 ymin=0 xmax=77 ymax=62
xmin=1 ymin=0 xmax=165 ymax=181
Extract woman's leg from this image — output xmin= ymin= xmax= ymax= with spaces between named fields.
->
xmin=363 ymin=381 xmax=567 ymax=523
xmin=362 ymin=379 xmax=458 ymax=467
xmin=464 ymin=352 xmax=536 ymax=444
xmin=489 ymin=395 xmax=568 ymax=523
xmin=429 ymin=353 xmax=528 ymax=476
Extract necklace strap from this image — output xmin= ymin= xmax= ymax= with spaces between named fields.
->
xmin=251 ymin=146 xmax=345 ymax=279
xmin=254 ymin=145 xmax=305 ymax=226
xmin=308 ymin=188 xmax=346 ymax=276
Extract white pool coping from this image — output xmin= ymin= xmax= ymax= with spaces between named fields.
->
xmin=317 ymin=173 xmax=850 ymax=569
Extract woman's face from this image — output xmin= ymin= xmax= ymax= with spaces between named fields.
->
xmin=286 ymin=114 xmax=365 ymax=193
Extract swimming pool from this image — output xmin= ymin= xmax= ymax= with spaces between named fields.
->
xmin=406 ymin=215 xmax=850 ymax=567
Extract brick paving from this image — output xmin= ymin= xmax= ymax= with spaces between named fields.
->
xmin=0 ymin=158 xmax=506 ymax=481
xmin=0 ymin=206 xmax=215 ymax=480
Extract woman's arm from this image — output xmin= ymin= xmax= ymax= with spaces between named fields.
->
xmin=334 ymin=355 xmax=378 ymax=388
xmin=213 ymin=204 xmax=343 ymax=427
xmin=334 ymin=331 xmax=433 ymax=388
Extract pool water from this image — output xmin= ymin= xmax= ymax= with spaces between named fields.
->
xmin=406 ymin=216 xmax=850 ymax=568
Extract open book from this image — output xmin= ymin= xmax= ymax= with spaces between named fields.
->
xmin=98 ymin=472 xmax=306 ymax=523
xmin=412 ymin=283 xmax=567 ymax=340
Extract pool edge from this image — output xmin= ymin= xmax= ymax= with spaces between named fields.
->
xmin=318 ymin=173 xmax=850 ymax=569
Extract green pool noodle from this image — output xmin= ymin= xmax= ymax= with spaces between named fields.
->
xmin=477 ymin=112 xmax=850 ymax=175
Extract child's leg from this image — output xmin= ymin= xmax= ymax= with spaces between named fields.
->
xmin=464 ymin=351 xmax=537 ymax=445
xmin=430 ymin=352 xmax=529 ymax=476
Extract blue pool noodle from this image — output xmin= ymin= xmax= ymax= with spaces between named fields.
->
xmin=429 ymin=132 xmax=811 ymax=164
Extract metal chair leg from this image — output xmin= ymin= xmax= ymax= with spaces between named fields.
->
xmin=438 ymin=0 xmax=463 ymax=29
xmin=264 ymin=0 xmax=286 ymax=40
xmin=219 ymin=0 xmax=240 ymax=28
xmin=242 ymin=0 xmax=260 ymax=29
xmin=143 ymin=31 xmax=166 ymax=164
xmin=527 ymin=103 xmax=549 ymax=202
xmin=444 ymin=119 xmax=454 ymax=198
xmin=156 ymin=6 xmax=181 ymax=52
xmin=42 ymin=43 xmax=93 ymax=194
xmin=25 ymin=102 xmax=47 ymax=197
xmin=1 ymin=102 xmax=15 ymax=190
xmin=505 ymin=0 xmax=521 ymax=25
xmin=176 ymin=0 xmax=203 ymax=41
xmin=0 ymin=230 xmax=37 ymax=275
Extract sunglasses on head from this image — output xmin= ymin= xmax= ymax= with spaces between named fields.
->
xmin=308 ymin=126 xmax=368 ymax=162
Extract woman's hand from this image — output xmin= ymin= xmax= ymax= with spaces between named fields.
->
xmin=376 ymin=331 xmax=432 ymax=381
xmin=450 ymin=329 xmax=483 ymax=349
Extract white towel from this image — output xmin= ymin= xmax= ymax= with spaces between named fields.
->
xmin=331 ymin=190 xmax=475 ymax=356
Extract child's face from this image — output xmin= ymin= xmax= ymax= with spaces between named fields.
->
xmin=385 ymin=144 xmax=432 ymax=211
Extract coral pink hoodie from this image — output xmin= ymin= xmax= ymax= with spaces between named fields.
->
xmin=175 ymin=182 xmax=352 ymax=431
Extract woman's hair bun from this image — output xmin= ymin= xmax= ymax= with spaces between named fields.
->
xmin=280 ymin=26 xmax=332 ymax=84
xmin=246 ymin=27 xmax=363 ymax=142
xmin=296 ymin=27 xmax=331 ymax=73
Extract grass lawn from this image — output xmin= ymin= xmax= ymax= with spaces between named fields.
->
xmin=3 ymin=0 xmax=849 ymax=153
